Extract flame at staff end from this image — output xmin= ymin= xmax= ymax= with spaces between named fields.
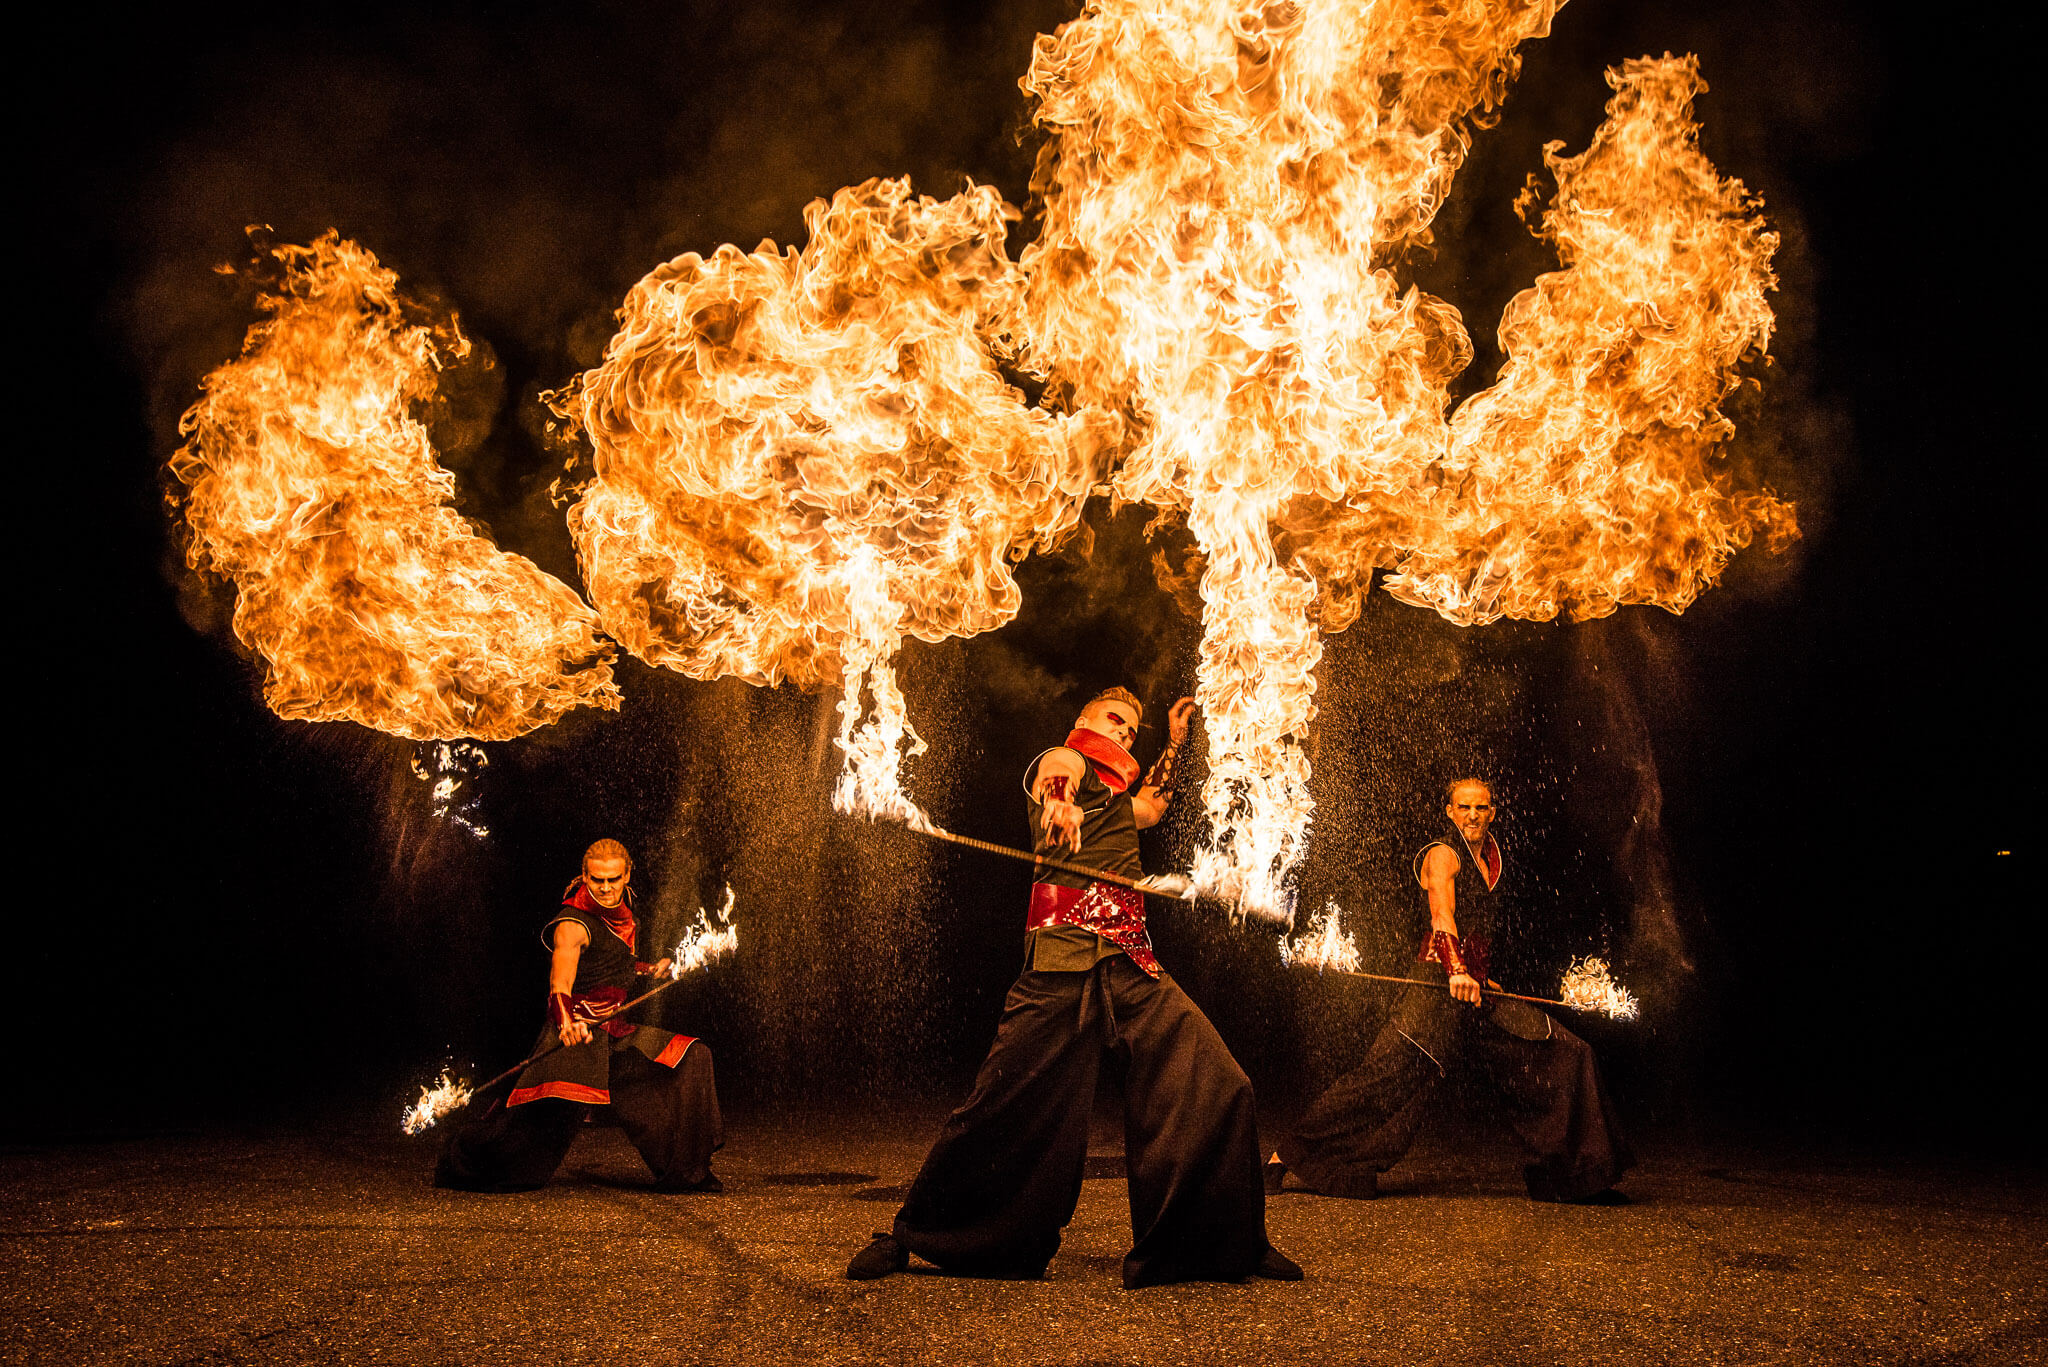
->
xmin=400 ymin=1068 xmax=474 ymax=1135
xmin=1560 ymin=956 xmax=1639 ymax=1021
xmin=1278 ymin=900 xmax=1362 ymax=973
xmin=669 ymin=886 xmax=740 ymax=978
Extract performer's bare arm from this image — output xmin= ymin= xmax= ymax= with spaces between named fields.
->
xmin=1421 ymin=844 xmax=1483 ymax=1007
xmin=1131 ymin=697 xmax=1196 ymax=830
xmin=1034 ymin=748 xmax=1090 ymax=851
xmin=549 ymin=920 xmax=595 ymax=1045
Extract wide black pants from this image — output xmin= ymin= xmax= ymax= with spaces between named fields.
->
xmin=433 ymin=1043 xmax=722 ymax=1192
xmin=1277 ymin=987 xmax=1633 ymax=1200
xmin=893 ymin=957 xmax=1268 ymax=1288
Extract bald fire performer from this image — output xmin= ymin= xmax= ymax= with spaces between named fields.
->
xmin=1266 ymin=778 xmax=1632 ymax=1203
xmin=846 ymin=687 xmax=1302 ymax=1287
xmin=434 ymin=839 xmax=724 ymax=1193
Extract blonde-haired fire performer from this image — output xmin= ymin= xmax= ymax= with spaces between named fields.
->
xmin=847 ymin=688 xmax=1302 ymax=1287
xmin=1267 ymin=778 xmax=1632 ymax=1203
xmin=434 ymin=839 xmax=724 ymax=1192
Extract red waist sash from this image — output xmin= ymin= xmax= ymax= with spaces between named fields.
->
xmin=569 ymin=985 xmax=637 ymax=1039
xmin=1027 ymin=881 xmax=1160 ymax=978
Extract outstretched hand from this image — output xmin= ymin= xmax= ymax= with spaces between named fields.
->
xmin=1040 ymin=797 xmax=1084 ymax=852
xmin=1166 ymin=696 xmax=1197 ymax=745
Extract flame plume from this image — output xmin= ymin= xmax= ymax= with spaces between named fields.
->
xmin=170 ymin=233 xmax=621 ymax=741
xmin=1019 ymin=3 xmax=1790 ymax=917
xmin=1559 ymin=955 xmax=1639 ymax=1021
xmin=556 ymin=179 xmax=1099 ymax=820
xmin=1278 ymin=900 xmax=1363 ymax=973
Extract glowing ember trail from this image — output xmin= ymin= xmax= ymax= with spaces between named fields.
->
xmin=555 ymin=179 xmax=1100 ymax=822
xmin=1278 ymin=901 xmax=1362 ymax=973
xmin=1560 ymin=956 xmax=1639 ymax=1021
xmin=1018 ymin=1 xmax=1791 ymax=919
xmin=170 ymin=233 xmax=621 ymax=741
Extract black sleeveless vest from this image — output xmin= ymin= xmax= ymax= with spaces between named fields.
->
xmin=1412 ymin=832 xmax=1503 ymax=979
xmin=1024 ymin=749 xmax=1143 ymax=887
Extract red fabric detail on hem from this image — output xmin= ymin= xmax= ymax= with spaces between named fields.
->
xmin=653 ymin=1035 xmax=697 ymax=1068
xmin=1062 ymin=729 xmax=1140 ymax=794
xmin=508 ymin=1081 xmax=610 ymax=1107
xmin=1027 ymin=881 xmax=1160 ymax=977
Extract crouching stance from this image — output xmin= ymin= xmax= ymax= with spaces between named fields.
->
xmin=848 ymin=689 xmax=1301 ymax=1288
xmin=435 ymin=839 xmax=723 ymax=1193
xmin=1268 ymin=779 xmax=1632 ymax=1204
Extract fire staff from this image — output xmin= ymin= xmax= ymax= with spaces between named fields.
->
xmin=434 ymin=839 xmax=724 ymax=1193
xmin=1266 ymin=778 xmax=1633 ymax=1203
xmin=847 ymin=688 xmax=1302 ymax=1288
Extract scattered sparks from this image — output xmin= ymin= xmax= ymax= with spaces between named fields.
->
xmin=1560 ymin=956 xmax=1639 ymax=1021
xmin=1278 ymin=901 xmax=1362 ymax=974
xmin=170 ymin=231 xmax=620 ymax=740
xmin=400 ymin=1068 xmax=474 ymax=1134
xmin=670 ymin=886 xmax=740 ymax=978
xmin=409 ymin=740 xmax=491 ymax=838
xmin=555 ymin=178 xmax=1102 ymax=824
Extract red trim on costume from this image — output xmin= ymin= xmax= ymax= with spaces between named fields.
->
xmin=508 ymin=1081 xmax=611 ymax=1107
xmin=653 ymin=1034 xmax=697 ymax=1068
xmin=1418 ymin=928 xmax=1491 ymax=988
xmin=1062 ymin=729 xmax=1140 ymax=794
xmin=1476 ymin=834 xmax=1502 ymax=891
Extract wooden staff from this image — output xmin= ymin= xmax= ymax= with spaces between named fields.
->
xmin=1318 ymin=965 xmax=1572 ymax=1009
xmin=461 ymin=969 xmax=697 ymax=1102
xmin=886 ymin=818 xmax=1289 ymax=923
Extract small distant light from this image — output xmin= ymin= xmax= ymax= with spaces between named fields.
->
xmin=1995 ymin=850 xmax=2011 ymax=857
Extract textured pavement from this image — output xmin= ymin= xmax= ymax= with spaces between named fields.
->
xmin=4 ymin=1107 xmax=2043 ymax=1366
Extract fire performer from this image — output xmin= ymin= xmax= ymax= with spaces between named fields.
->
xmin=434 ymin=839 xmax=724 ymax=1193
xmin=1266 ymin=779 xmax=1632 ymax=1203
xmin=847 ymin=688 xmax=1302 ymax=1287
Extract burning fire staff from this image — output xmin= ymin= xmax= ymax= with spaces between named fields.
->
xmin=1266 ymin=779 xmax=1632 ymax=1203
xmin=435 ymin=839 xmax=724 ymax=1193
xmin=847 ymin=688 xmax=1302 ymax=1287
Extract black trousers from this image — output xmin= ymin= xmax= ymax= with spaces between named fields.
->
xmin=433 ymin=1043 xmax=722 ymax=1192
xmin=1277 ymin=987 xmax=1633 ymax=1200
xmin=893 ymin=958 xmax=1268 ymax=1288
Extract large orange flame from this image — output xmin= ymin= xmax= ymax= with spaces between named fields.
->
xmin=555 ymin=178 xmax=1100 ymax=820
xmin=170 ymin=232 xmax=620 ymax=741
xmin=1019 ymin=2 xmax=1790 ymax=918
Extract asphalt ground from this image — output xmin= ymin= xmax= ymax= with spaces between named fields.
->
xmin=4 ymin=1107 xmax=2043 ymax=1367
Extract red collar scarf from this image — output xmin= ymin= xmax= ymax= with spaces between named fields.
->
xmin=1065 ymin=728 xmax=1140 ymax=794
xmin=562 ymin=879 xmax=636 ymax=946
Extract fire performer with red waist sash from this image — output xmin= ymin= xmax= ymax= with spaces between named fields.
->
xmin=434 ymin=839 xmax=724 ymax=1193
xmin=1267 ymin=778 xmax=1632 ymax=1203
xmin=847 ymin=688 xmax=1302 ymax=1288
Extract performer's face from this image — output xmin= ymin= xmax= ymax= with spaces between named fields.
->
xmin=1075 ymin=698 xmax=1140 ymax=752
xmin=583 ymin=856 xmax=630 ymax=908
xmin=1446 ymin=783 xmax=1494 ymax=845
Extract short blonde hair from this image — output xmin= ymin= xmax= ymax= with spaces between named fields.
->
xmin=583 ymin=838 xmax=633 ymax=873
xmin=1083 ymin=686 xmax=1144 ymax=724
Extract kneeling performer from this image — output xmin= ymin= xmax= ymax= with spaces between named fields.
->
xmin=847 ymin=688 xmax=1301 ymax=1287
xmin=1268 ymin=778 xmax=1633 ymax=1203
xmin=435 ymin=839 xmax=724 ymax=1193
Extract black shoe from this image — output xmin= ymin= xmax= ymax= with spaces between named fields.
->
xmin=1263 ymin=1159 xmax=1288 ymax=1195
xmin=1255 ymin=1244 xmax=1304 ymax=1281
xmin=846 ymin=1233 xmax=909 ymax=1281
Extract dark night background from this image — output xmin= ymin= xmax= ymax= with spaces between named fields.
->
xmin=31 ymin=0 xmax=2025 ymax=1156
